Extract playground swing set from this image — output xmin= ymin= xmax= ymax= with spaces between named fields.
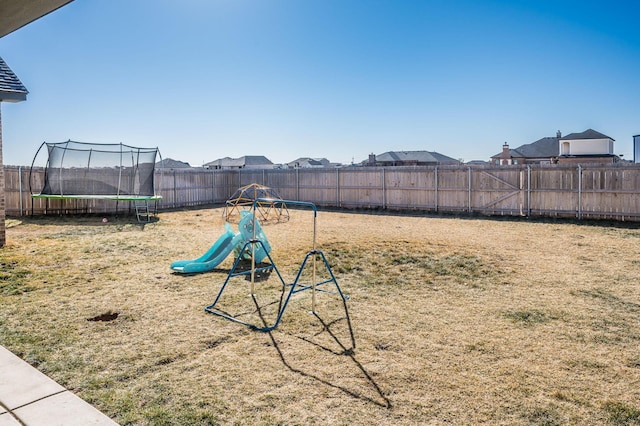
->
xmin=175 ymin=198 xmax=353 ymax=336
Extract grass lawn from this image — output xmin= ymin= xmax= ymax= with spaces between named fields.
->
xmin=1 ymin=207 xmax=640 ymax=425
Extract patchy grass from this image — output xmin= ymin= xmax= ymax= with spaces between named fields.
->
xmin=1 ymin=209 xmax=640 ymax=425
xmin=503 ymin=309 xmax=553 ymax=326
xmin=572 ymin=288 xmax=640 ymax=313
xmin=0 ymin=261 xmax=33 ymax=295
xmin=601 ymin=401 xmax=640 ymax=425
xmin=522 ymin=405 xmax=564 ymax=426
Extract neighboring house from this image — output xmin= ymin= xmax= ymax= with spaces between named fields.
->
xmin=364 ymin=151 xmax=460 ymax=167
xmin=557 ymin=129 xmax=619 ymax=165
xmin=286 ymin=157 xmax=331 ymax=168
xmin=492 ymin=129 xmax=620 ymax=165
xmin=156 ymin=158 xmax=191 ymax=169
xmin=203 ymin=155 xmax=274 ymax=170
xmin=491 ymin=132 xmax=561 ymax=165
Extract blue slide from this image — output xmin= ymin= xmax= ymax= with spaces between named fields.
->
xmin=236 ymin=210 xmax=272 ymax=264
xmin=170 ymin=214 xmax=271 ymax=274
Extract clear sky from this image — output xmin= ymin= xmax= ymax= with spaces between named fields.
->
xmin=2 ymin=0 xmax=640 ymax=167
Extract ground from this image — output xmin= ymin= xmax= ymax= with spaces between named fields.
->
xmin=1 ymin=207 xmax=640 ymax=425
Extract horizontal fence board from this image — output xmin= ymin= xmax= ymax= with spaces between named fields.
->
xmin=384 ymin=168 xmax=435 ymax=210
xmin=4 ymin=164 xmax=640 ymax=222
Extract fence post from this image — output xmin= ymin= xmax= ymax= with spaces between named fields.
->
xmin=468 ymin=166 xmax=472 ymax=213
xmin=211 ymin=169 xmax=215 ymax=204
xmin=519 ymin=168 xmax=524 ymax=216
xmin=435 ymin=166 xmax=438 ymax=212
xmin=577 ymin=165 xmax=582 ymax=220
xmin=336 ymin=167 xmax=340 ymax=207
xmin=18 ymin=166 xmax=23 ymax=216
xmin=527 ymin=165 xmax=531 ymax=217
xmin=173 ymin=170 xmax=177 ymax=208
xmin=296 ymin=168 xmax=300 ymax=201
xmin=382 ymin=168 xmax=386 ymax=209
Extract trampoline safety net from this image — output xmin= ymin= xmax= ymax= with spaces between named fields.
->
xmin=32 ymin=140 xmax=160 ymax=197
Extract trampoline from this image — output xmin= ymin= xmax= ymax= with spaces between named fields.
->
xmin=30 ymin=140 xmax=162 ymax=222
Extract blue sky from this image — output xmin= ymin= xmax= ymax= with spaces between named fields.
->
xmin=2 ymin=0 xmax=640 ymax=166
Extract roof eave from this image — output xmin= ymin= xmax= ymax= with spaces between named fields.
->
xmin=0 ymin=90 xmax=27 ymax=102
xmin=0 ymin=0 xmax=75 ymax=38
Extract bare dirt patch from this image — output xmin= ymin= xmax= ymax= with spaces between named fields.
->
xmin=1 ymin=208 xmax=640 ymax=425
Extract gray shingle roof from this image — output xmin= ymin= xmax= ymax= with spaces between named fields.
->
xmin=375 ymin=151 xmax=459 ymax=164
xmin=491 ymin=137 xmax=559 ymax=159
xmin=0 ymin=56 xmax=28 ymax=102
xmin=243 ymin=155 xmax=273 ymax=166
xmin=560 ymin=129 xmax=614 ymax=141
xmin=514 ymin=136 xmax=559 ymax=158
xmin=287 ymin=157 xmax=330 ymax=167
xmin=204 ymin=155 xmax=273 ymax=168
xmin=427 ymin=151 xmax=461 ymax=164
xmin=157 ymin=158 xmax=191 ymax=168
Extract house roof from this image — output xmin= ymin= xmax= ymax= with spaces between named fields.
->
xmin=492 ymin=128 xmax=615 ymax=160
xmin=157 ymin=158 xmax=191 ymax=168
xmin=515 ymin=136 xmax=559 ymax=158
xmin=204 ymin=155 xmax=273 ymax=168
xmin=287 ymin=157 xmax=330 ymax=167
xmin=560 ymin=129 xmax=614 ymax=141
xmin=492 ymin=136 xmax=559 ymax=159
xmin=243 ymin=155 xmax=273 ymax=166
xmin=375 ymin=151 xmax=459 ymax=164
xmin=0 ymin=0 xmax=74 ymax=38
xmin=0 ymin=56 xmax=28 ymax=102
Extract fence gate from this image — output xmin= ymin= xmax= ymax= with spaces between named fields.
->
xmin=470 ymin=168 xmax=526 ymax=216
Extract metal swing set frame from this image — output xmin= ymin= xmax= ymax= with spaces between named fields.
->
xmin=205 ymin=199 xmax=352 ymax=333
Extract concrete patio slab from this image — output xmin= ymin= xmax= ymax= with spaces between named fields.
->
xmin=12 ymin=391 xmax=117 ymax=426
xmin=0 ymin=345 xmax=118 ymax=425
xmin=0 ymin=412 xmax=21 ymax=426
xmin=0 ymin=346 xmax=64 ymax=410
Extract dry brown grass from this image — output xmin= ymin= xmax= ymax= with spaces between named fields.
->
xmin=1 ymin=208 xmax=640 ymax=425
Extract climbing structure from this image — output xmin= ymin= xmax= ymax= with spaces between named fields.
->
xmin=222 ymin=183 xmax=289 ymax=224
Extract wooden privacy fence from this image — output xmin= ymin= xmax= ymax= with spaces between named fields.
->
xmin=5 ymin=164 xmax=640 ymax=221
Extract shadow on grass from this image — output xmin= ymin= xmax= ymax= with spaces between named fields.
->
xmin=9 ymin=214 xmax=156 ymax=227
xmin=252 ymin=296 xmax=393 ymax=409
xmin=171 ymin=261 xmax=273 ymax=281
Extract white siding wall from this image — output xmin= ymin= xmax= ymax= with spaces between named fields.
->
xmin=563 ymin=138 xmax=613 ymax=155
